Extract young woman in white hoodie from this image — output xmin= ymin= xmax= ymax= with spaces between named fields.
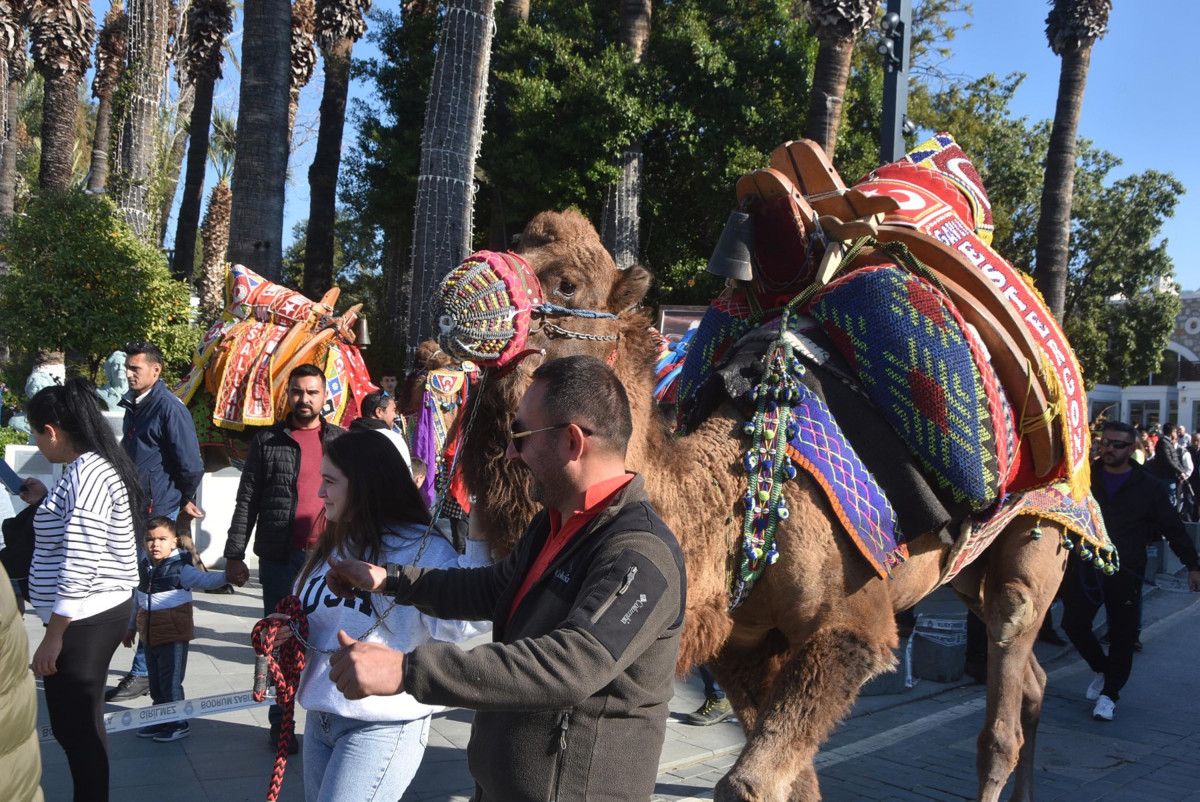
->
xmin=270 ymin=429 xmax=491 ymax=802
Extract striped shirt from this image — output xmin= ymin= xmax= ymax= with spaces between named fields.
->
xmin=29 ymin=452 xmax=138 ymax=624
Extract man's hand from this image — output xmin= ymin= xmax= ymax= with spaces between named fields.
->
xmin=325 ymin=557 xmax=387 ymax=599
xmin=225 ymin=558 xmax=250 ymax=586
xmin=182 ymin=500 xmax=205 ymax=519
xmin=328 ymin=630 xmax=405 ymax=700
xmin=122 ymin=628 xmax=136 ymax=648
xmin=1188 ymin=570 xmax=1200 ymax=592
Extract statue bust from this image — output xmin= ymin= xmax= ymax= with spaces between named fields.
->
xmin=10 ymin=355 xmax=67 ymax=434
xmin=95 ymin=350 xmax=129 ymax=410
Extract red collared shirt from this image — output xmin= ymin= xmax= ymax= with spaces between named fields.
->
xmin=507 ymin=473 xmax=635 ymax=622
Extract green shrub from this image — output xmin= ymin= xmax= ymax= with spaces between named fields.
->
xmin=0 ymin=190 xmax=200 ymax=380
xmin=0 ymin=426 xmax=29 ymax=450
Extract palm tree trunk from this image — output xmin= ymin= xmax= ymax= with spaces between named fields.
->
xmin=87 ymin=91 xmax=115 ymax=192
xmin=157 ymin=83 xmax=196 ymax=246
xmin=600 ymin=0 xmax=650 ymax=269
xmin=405 ymin=0 xmax=496 ymax=353
xmin=38 ymin=74 xmax=82 ymax=192
xmin=1035 ymin=45 xmax=1092 ymax=321
xmin=173 ymin=73 xmax=216 ymax=281
xmin=803 ymin=36 xmax=854 ymax=158
xmin=228 ymin=0 xmax=292 ymax=280
xmin=114 ymin=0 xmax=171 ymax=239
xmin=302 ymin=36 xmax=353 ymax=296
xmin=199 ymin=177 xmax=232 ymax=321
xmin=0 ymin=69 xmax=18 ymax=217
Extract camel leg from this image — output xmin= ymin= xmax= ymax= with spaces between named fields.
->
xmin=975 ymin=527 xmax=1064 ymax=802
xmin=711 ymin=629 xmax=789 ymax=733
xmin=1009 ymin=654 xmax=1047 ymax=802
xmin=714 ymin=627 xmax=893 ymax=802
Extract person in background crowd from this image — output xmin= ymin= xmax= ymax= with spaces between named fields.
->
xmin=125 ymin=517 xmax=241 ymax=742
xmin=1132 ymin=430 xmax=1150 ymax=465
xmin=23 ymin=379 xmax=141 ymax=801
xmin=378 ymin=372 xmax=398 ymax=396
xmin=264 ymin=431 xmax=491 ymax=801
xmin=1188 ymin=433 xmax=1200 ymax=521
xmin=321 ymin=356 xmax=686 ymax=801
xmin=0 ymin=560 xmax=41 ymax=802
xmin=1062 ymin=420 xmax=1200 ymax=722
xmin=224 ymin=363 xmax=344 ymax=753
xmin=1149 ymin=423 xmax=1185 ymax=508
xmin=349 ymin=391 xmax=411 ymax=469
xmin=107 ymin=340 xmax=206 ymax=703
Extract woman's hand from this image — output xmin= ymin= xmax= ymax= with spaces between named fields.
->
xmin=266 ymin=612 xmax=293 ymax=643
xmin=19 ymin=478 xmax=48 ymax=507
xmin=31 ymin=633 xmax=63 ymax=677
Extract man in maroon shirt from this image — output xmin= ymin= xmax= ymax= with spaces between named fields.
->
xmin=224 ymin=363 xmax=344 ymax=750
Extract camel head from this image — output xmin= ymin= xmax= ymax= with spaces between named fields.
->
xmin=434 ymin=209 xmax=652 ymax=373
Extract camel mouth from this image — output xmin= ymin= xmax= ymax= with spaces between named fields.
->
xmin=434 ymin=250 xmax=544 ymax=368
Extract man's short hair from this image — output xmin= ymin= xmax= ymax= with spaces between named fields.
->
xmin=125 ymin=341 xmax=163 ymax=366
xmin=288 ymin=363 xmax=324 ymax=385
xmin=531 ymin=355 xmax=632 ymax=455
xmin=1101 ymin=421 xmax=1137 ymax=440
xmin=361 ymin=390 xmax=391 ymax=418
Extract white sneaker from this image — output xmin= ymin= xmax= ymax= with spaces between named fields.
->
xmin=1092 ymin=694 xmax=1116 ymax=721
xmin=1086 ymin=673 xmax=1105 ymax=701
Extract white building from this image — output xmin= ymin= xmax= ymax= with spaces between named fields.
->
xmin=1087 ymin=290 xmax=1200 ymax=430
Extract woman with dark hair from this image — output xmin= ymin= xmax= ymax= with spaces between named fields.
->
xmin=268 ymin=430 xmax=491 ymax=802
xmin=21 ymin=378 xmax=140 ymax=801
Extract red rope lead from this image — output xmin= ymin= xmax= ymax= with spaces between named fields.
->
xmin=251 ymin=595 xmax=307 ymax=802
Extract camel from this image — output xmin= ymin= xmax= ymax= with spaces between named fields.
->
xmin=444 ymin=209 xmax=1072 ymax=802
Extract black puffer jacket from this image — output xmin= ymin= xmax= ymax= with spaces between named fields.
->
xmin=225 ymin=418 xmax=344 ymax=562
xmin=1091 ymin=460 xmax=1200 ymax=576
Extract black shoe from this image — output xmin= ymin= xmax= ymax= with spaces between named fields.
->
xmin=684 ymin=696 xmax=733 ymax=726
xmin=268 ymin=723 xmax=300 ymax=755
xmin=1037 ymin=628 xmax=1068 ymax=647
xmin=105 ymin=674 xmax=150 ymax=702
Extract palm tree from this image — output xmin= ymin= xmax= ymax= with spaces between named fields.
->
xmin=30 ymin=0 xmax=96 ymax=192
xmin=170 ymin=0 xmax=232 ymax=280
xmin=1034 ymin=0 xmax=1111 ymax=320
xmin=405 ymin=0 xmax=496 ymax=353
xmin=0 ymin=0 xmax=26 ymax=218
xmin=288 ymin=0 xmax=315 ymax=139
xmin=301 ymin=0 xmax=370 ymax=295
xmin=802 ymin=0 xmax=875 ymax=158
xmin=600 ymin=0 xmax=651 ymax=270
xmin=111 ymin=0 xmax=170 ymax=238
xmin=198 ymin=109 xmax=234 ymax=320
xmin=86 ymin=2 xmax=126 ymax=193
xmin=227 ymin=0 xmax=292 ymax=280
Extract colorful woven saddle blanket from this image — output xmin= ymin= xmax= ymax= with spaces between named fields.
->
xmin=806 ymin=264 xmax=1018 ymax=512
xmin=691 ymin=318 xmax=968 ymax=581
xmin=942 ymin=483 xmax=1115 ymax=586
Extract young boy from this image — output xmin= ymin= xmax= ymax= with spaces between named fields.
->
xmin=125 ymin=516 xmax=238 ymax=741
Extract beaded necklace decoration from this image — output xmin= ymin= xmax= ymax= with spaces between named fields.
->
xmin=732 ymin=307 xmax=805 ymax=607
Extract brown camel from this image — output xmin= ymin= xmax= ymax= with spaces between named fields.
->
xmin=447 ymin=209 xmax=1070 ymax=802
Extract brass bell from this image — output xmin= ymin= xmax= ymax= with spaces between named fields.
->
xmin=707 ymin=210 xmax=755 ymax=282
xmin=354 ymin=315 xmax=371 ymax=347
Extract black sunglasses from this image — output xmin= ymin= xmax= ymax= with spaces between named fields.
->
xmin=1099 ymin=438 xmax=1134 ymax=450
xmin=510 ymin=422 xmax=593 ymax=453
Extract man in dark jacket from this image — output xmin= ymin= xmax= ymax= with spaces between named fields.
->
xmin=1062 ymin=420 xmax=1200 ymax=722
xmin=224 ymin=363 xmax=344 ymax=750
xmin=1149 ymin=423 xmax=1185 ymax=506
xmin=107 ymin=340 xmax=206 ymax=702
xmin=324 ymin=356 xmax=686 ymax=801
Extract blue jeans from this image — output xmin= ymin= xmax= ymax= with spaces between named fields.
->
xmin=698 ymin=664 xmax=725 ymax=700
xmin=303 ymin=711 xmax=430 ymax=802
xmin=147 ymin=640 xmax=188 ymax=705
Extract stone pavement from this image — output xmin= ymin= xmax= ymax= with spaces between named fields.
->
xmin=26 ymin=559 xmax=1200 ymax=801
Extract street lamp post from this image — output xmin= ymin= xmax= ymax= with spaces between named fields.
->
xmin=878 ymin=0 xmax=912 ymax=164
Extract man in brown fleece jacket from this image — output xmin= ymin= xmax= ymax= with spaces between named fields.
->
xmin=324 ymin=355 xmax=686 ymax=801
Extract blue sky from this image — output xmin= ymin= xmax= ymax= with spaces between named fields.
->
xmin=114 ymin=0 xmax=1196 ymax=289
